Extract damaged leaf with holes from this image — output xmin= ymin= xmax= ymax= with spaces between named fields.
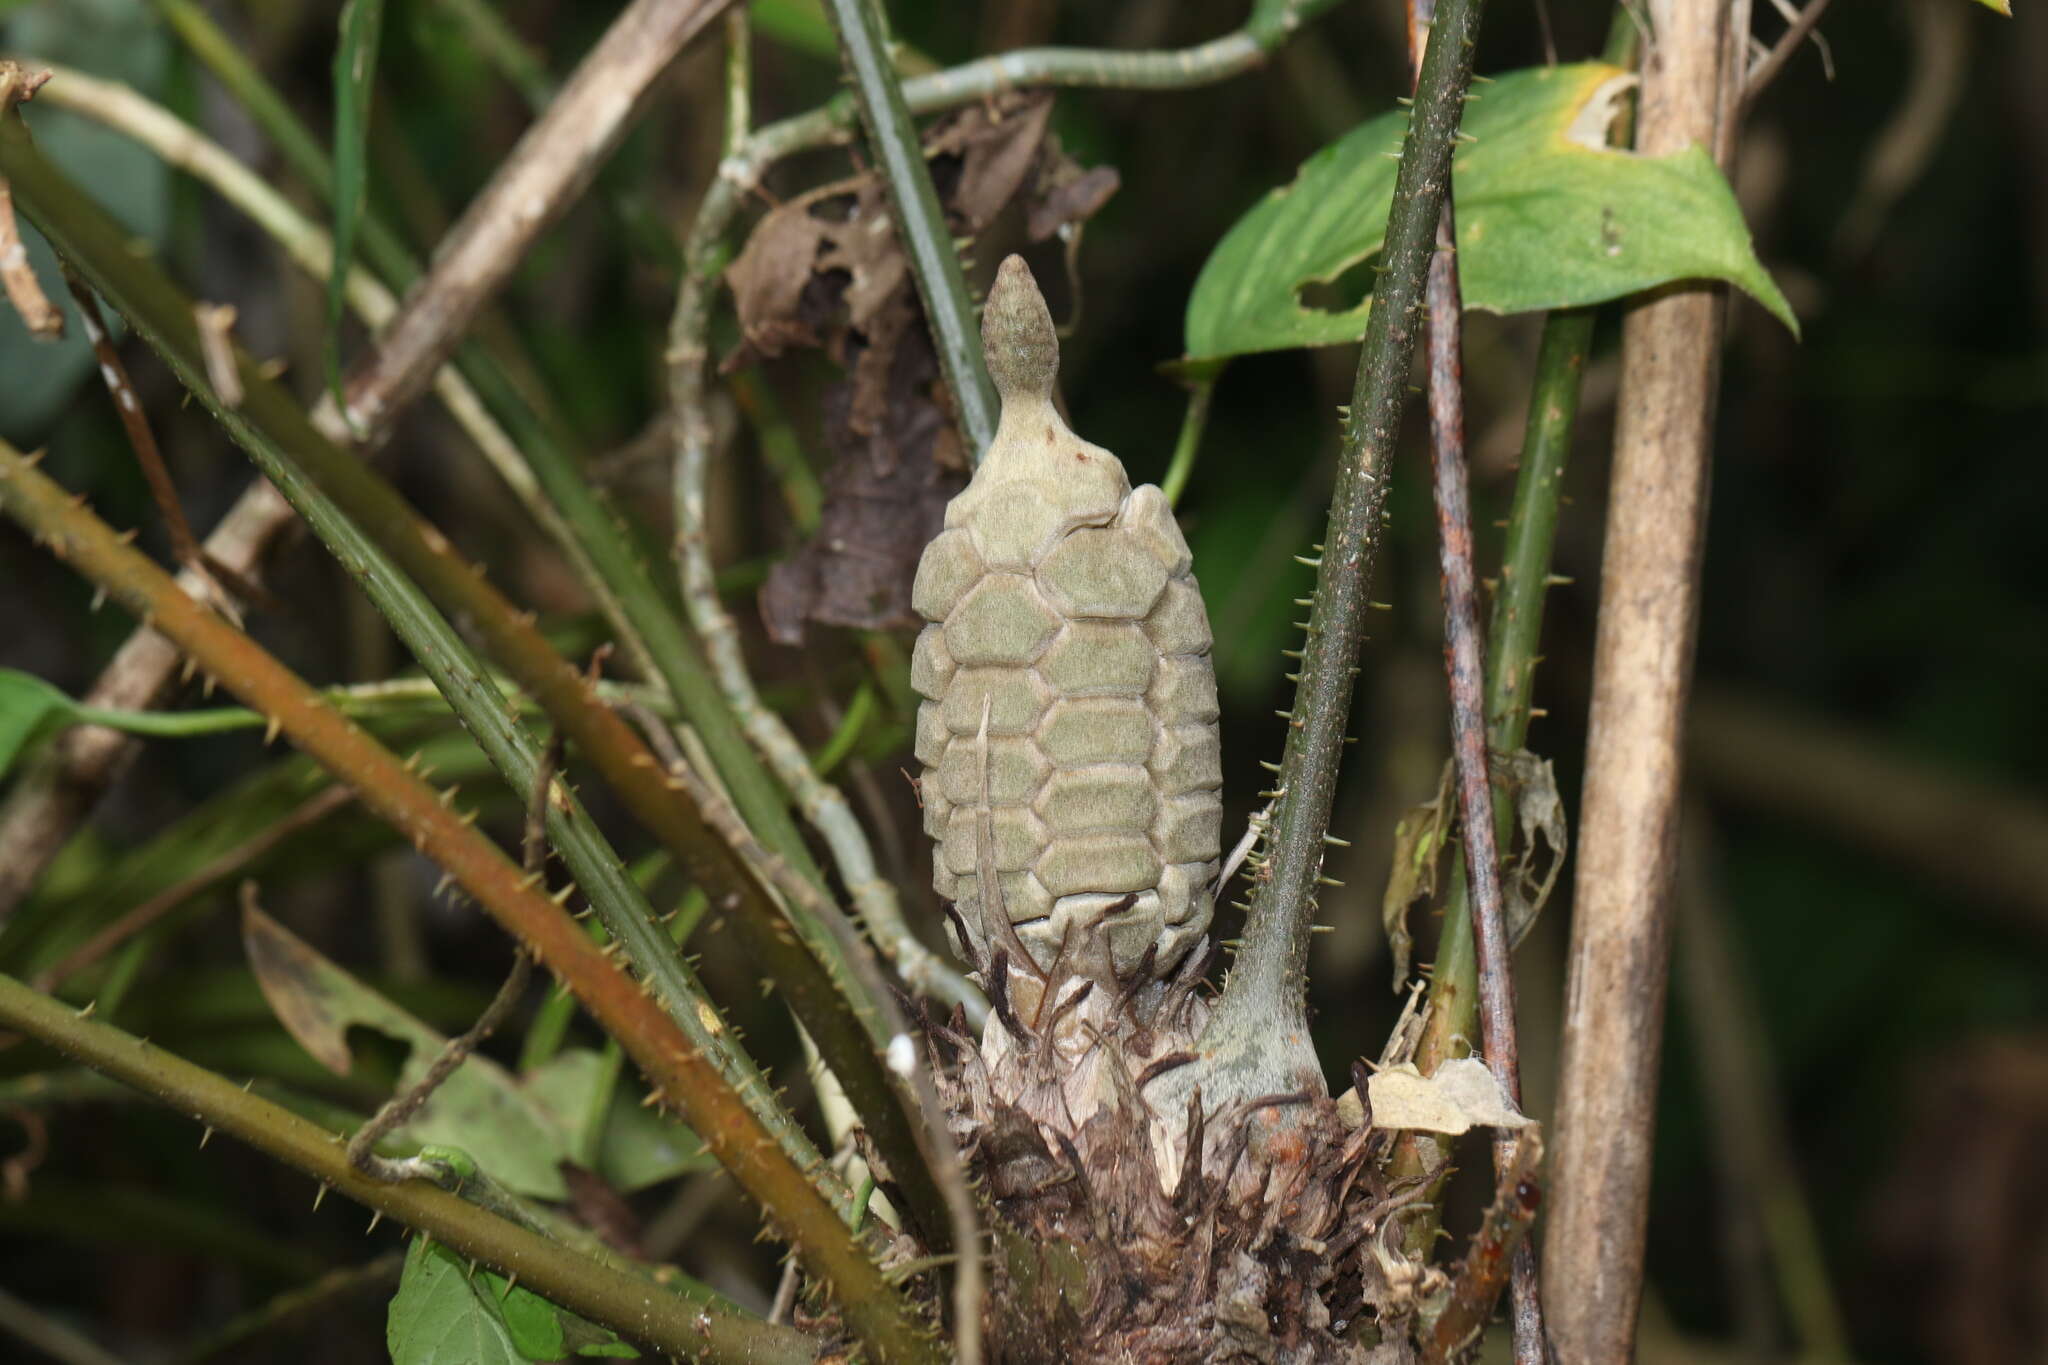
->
xmin=1185 ymin=62 xmax=1797 ymax=360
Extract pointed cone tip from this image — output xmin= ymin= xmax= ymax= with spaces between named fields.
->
xmin=982 ymin=254 xmax=1058 ymax=403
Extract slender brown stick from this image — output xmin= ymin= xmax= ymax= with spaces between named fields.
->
xmin=61 ymin=271 xmax=269 ymax=612
xmin=1403 ymin=0 xmax=1543 ymax=1349
xmin=1543 ymin=0 xmax=1747 ymax=1354
xmin=0 ymin=443 xmax=939 ymax=1365
xmin=1422 ymin=1131 xmax=1546 ymax=1364
xmin=334 ymin=0 xmax=733 ymax=441
xmin=0 ymin=63 xmax=58 ymax=338
xmin=1740 ymin=0 xmax=1837 ymax=110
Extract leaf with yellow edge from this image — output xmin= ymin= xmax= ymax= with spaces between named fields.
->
xmin=1186 ymin=63 xmax=1797 ymax=361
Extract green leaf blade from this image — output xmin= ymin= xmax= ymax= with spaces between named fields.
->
xmin=327 ymin=0 xmax=388 ymax=413
xmin=0 ymin=668 xmax=84 ymax=778
xmin=1186 ymin=63 xmax=1798 ymax=361
xmin=388 ymin=1238 xmax=526 ymax=1365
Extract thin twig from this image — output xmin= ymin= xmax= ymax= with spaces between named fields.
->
xmin=0 ymin=973 xmax=814 ymax=1365
xmin=1741 ymin=0 xmax=1836 ymax=110
xmin=343 ymin=734 xmax=555 ymax=1175
xmin=0 ymin=62 xmax=58 ymax=338
xmin=1545 ymin=0 xmax=1748 ymax=1352
xmin=61 ymin=269 xmax=262 ymax=615
xmin=1403 ymin=0 xmax=1544 ymax=1352
xmin=1422 ymin=1131 xmax=1546 ymax=1364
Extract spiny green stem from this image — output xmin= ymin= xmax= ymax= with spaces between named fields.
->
xmin=0 ymin=114 xmax=976 ymax=1238
xmin=1206 ymin=0 xmax=1491 ymax=1046
xmin=0 ymin=446 xmax=933 ymax=1362
xmin=822 ymin=0 xmax=998 ymax=457
xmin=0 ymin=973 xmax=814 ymax=1365
xmin=0 ymin=115 xmax=846 ymax=1191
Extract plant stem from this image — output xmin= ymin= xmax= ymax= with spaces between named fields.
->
xmin=1544 ymin=0 xmax=1750 ymax=1351
xmin=0 ymin=448 xmax=936 ymax=1363
xmin=1159 ymin=362 xmax=1222 ymax=507
xmin=1391 ymin=306 xmax=1593 ymax=1204
xmin=731 ymin=0 xmax=1347 ymax=181
xmin=822 ymin=0 xmax=998 ymax=458
xmin=1201 ymin=0 xmax=1490 ymax=1081
xmin=0 ymin=973 xmax=813 ymax=1365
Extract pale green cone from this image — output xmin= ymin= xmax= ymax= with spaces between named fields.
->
xmin=911 ymin=256 xmax=1223 ymax=1004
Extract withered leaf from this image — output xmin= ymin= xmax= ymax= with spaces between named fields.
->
xmin=725 ymin=92 xmax=1118 ymax=644
xmin=1381 ymin=760 xmax=1457 ymax=990
xmin=1499 ymin=748 xmax=1568 ymax=952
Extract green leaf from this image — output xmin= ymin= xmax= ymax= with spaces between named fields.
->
xmin=524 ymin=1049 xmax=715 ymax=1192
xmin=243 ymin=907 xmax=576 ymax=1199
xmin=327 ymin=0 xmax=387 ymax=414
xmin=493 ymin=1274 xmax=566 ymax=1362
xmin=388 ymin=1237 xmax=526 ymax=1365
xmin=1186 ymin=63 xmax=1797 ymax=361
xmin=749 ymin=0 xmax=837 ymax=59
xmin=0 ymin=668 xmax=83 ymax=777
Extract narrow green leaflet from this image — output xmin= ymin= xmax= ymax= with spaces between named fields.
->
xmin=1186 ymin=63 xmax=1797 ymax=361
xmin=388 ymin=1237 xmax=639 ymax=1365
xmin=327 ymin=0 xmax=387 ymax=413
xmin=0 ymin=669 xmax=82 ymax=777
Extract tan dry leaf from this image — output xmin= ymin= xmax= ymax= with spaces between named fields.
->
xmin=1365 ymin=1058 xmax=1531 ymax=1135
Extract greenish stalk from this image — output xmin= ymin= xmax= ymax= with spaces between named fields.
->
xmin=1159 ymin=361 xmax=1224 ymax=507
xmin=734 ymin=0 xmax=1346 ymax=177
xmin=1200 ymin=0 xmax=1489 ymax=1081
xmin=821 ymin=0 xmax=998 ymax=458
xmin=58 ymin=675 xmax=672 ymax=739
xmin=0 ymin=974 xmax=817 ymax=1365
xmin=1391 ymin=310 xmax=1593 ymax=1236
xmin=0 ymin=117 xmax=836 ymax=1196
xmin=811 ymin=683 xmax=874 ymax=776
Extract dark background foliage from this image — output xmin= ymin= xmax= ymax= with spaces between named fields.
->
xmin=0 ymin=0 xmax=2042 ymax=1361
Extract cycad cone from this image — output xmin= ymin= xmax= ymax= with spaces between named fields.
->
xmin=911 ymin=256 xmax=1223 ymax=1023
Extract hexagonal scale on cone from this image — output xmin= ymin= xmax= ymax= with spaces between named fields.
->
xmin=910 ymin=255 xmax=1222 ymax=998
